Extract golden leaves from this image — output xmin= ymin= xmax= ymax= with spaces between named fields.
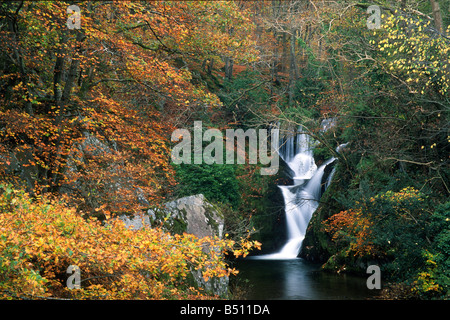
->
xmin=0 ymin=185 xmax=259 ymax=300
xmin=372 ymin=14 xmax=450 ymax=95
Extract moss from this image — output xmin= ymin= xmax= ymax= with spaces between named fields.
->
xmin=169 ymin=208 xmax=188 ymax=235
xmin=313 ymin=142 xmax=334 ymax=164
xmin=146 ymin=206 xmax=188 ymax=235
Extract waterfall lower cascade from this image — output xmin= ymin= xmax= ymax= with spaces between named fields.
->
xmin=255 ymin=126 xmax=338 ymax=260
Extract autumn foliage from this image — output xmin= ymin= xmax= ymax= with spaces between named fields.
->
xmin=0 ymin=185 xmax=260 ymax=299
xmin=0 ymin=0 xmax=265 ymax=300
xmin=1 ymin=0 xmax=448 ymax=301
xmin=323 ymin=187 xmax=449 ymax=296
xmin=0 ymin=0 xmax=257 ymax=216
xmin=324 ymin=208 xmax=376 ymax=259
xmin=324 ymin=187 xmax=427 ymax=259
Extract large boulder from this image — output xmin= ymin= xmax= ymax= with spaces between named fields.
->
xmin=120 ymin=194 xmax=228 ymax=297
xmin=150 ymin=194 xmax=224 ymax=238
xmin=120 ymin=194 xmax=224 ymax=238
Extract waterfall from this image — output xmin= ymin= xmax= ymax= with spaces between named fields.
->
xmin=325 ymin=166 xmax=336 ymax=189
xmin=325 ymin=143 xmax=347 ymax=189
xmin=253 ymin=124 xmax=338 ymax=260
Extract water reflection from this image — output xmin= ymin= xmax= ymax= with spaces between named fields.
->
xmin=234 ymin=258 xmax=378 ymax=300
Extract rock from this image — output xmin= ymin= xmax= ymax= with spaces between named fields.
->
xmin=60 ymin=131 xmax=150 ymax=207
xmin=80 ymin=131 xmax=114 ymax=157
xmin=121 ymin=194 xmax=228 ymax=297
xmin=151 ymin=194 xmax=224 ymax=239
xmin=0 ymin=145 xmax=39 ymax=192
xmin=119 ymin=213 xmax=151 ymax=231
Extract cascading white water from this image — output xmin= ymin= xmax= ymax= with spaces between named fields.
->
xmin=253 ymin=125 xmax=337 ymax=260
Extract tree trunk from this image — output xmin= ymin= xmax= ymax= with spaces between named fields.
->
xmin=7 ymin=2 xmax=33 ymax=115
xmin=54 ymin=31 xmax=68 ymax=104
xmin=224 ymin=56 xmax=234 ymax=81
xmin=49 ymin=30 xmax=85 ymax=190
xmin=271 ymin=31 xmax=280 ymax=85
xmin=430 ymin=0 xmax=444 ymax=35
xmin=281 ymin=32 xmax=288 ymax=73
xmin=207 ymin=58 xmax=214 ymax=75
xmin=62 ymin=30 xmax=85 ymax=102
xmin=288 ymin=29 xmax=298 ymax=106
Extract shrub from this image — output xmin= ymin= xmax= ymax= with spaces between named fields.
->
xmin=324 ymin=188 xmax=429 ymax=276
xmin=174 ymin=163 xmax=240 ymax=208
xmin=0 ymin=184 xmax=260 ymax=300
xmin=324 ymin=187 xmax=449 ymax=298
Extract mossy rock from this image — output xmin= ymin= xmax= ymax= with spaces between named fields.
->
xmin=147 ymin=194 xmax=224 ymax=238
xmin=147 ymin=206 xmax=188 ymax=235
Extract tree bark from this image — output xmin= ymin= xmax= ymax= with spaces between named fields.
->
xmin=271 ymin=30 xmax=280 ymax=86
xmin=62 ymin=30 xmax=85 ymax=102
xmin=207 ymin=58 xmax=214 ymax=75
xmin=7 ymin=1 xmax=33 ymax=115
xmin=288 ymin=29 xmax=298 ymax=106
xmin=53 ymin=31 xmax=67 ymax=104
xmin=49 ymin=30 xmax=85 ymax=190
xmin=281 ymin=32 xmax=288 ymax=73
xmin=224 ymin=56 xmax=234 ymax=81
xmin=430 ymin=0 xmax=444 ymax=35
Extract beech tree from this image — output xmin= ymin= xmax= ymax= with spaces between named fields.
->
xmin=0 ymin=1 xmax=257 ymax=216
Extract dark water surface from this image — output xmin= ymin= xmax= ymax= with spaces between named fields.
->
xmin=234 ymin=258 xmax=379 ymax=300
